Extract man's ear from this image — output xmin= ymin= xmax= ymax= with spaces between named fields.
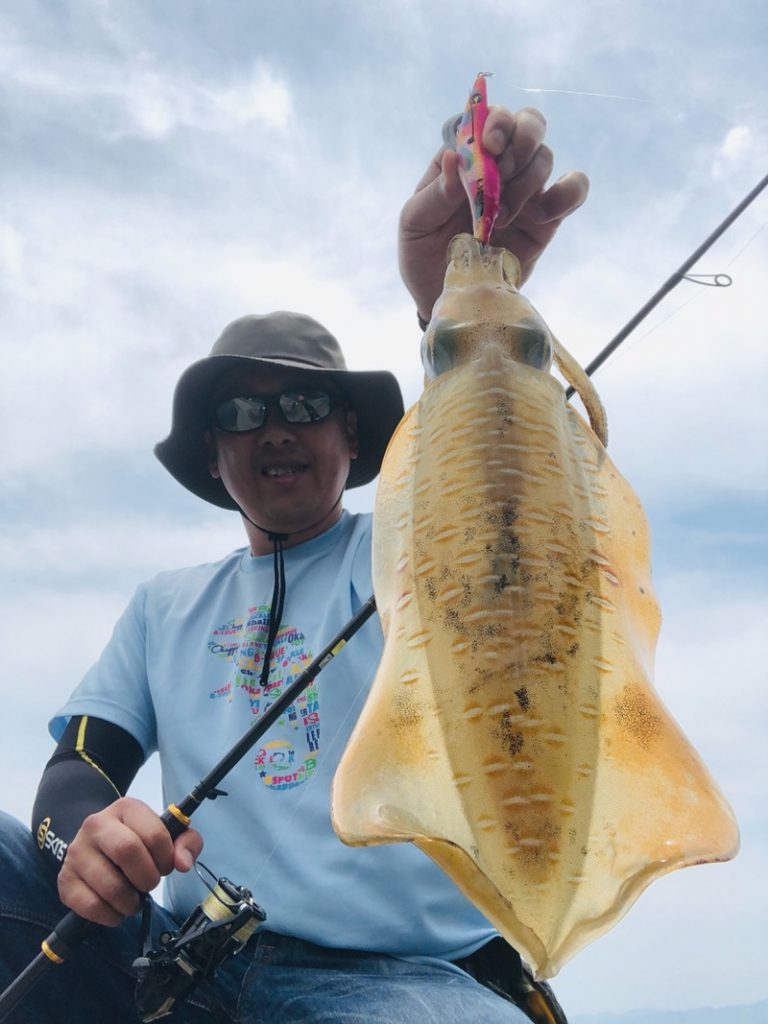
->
xmin=345 ymin=410 xmax=359 ymax=460
xmin=203 ymin=430 xmax=221 ymax=479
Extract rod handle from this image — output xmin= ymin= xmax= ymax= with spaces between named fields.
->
xmin=42 ymin=910 xmax=92 ymax=962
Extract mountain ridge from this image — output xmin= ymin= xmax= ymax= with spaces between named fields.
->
xmin=571 ymin=997 xmax=768 ymax=1024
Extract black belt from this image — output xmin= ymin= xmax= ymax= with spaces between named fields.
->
xmin=453 ymin=937 xmax=568 ymax=1024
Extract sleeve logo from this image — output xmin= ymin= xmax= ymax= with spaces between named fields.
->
xmin=36 ymin=817 xmax=68 ymax=861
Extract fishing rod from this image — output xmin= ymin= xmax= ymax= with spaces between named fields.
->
xmin=565 ymin=169 xmax=768 ymax=398
xmin=0 ymin=596 xmax=377 ymax=1024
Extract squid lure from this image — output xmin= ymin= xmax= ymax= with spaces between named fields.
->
xmin=455 ymin=72 xmax=501 ymax=245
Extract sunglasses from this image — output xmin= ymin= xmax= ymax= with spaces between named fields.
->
xmin=212 ymin=388 xmax=344 ymax=433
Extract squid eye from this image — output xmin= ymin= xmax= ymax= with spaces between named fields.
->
xmin=513 ymin=316 xmax=554 ymax=370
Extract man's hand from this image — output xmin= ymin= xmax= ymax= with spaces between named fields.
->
xmin=57 ymin=797 xmax=204 ymax=927
xmin=398 ymin=106 xmax=589 ymax=323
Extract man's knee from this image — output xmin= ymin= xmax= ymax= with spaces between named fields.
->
xmin=0 ymin=813 xmax=145 ymax=1022
xmin=0 ymin=810 xmax=68 ymax=987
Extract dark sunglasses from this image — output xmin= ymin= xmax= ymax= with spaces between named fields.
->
xmin=212 ymin=388 xmax=344 ymax=433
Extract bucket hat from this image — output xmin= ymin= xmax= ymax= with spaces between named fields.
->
xmin=155 ymin=312 xmax=404 ymax=510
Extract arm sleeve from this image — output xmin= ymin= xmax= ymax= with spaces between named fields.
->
xmin=31 ymin=715 xmax=145 ymax=875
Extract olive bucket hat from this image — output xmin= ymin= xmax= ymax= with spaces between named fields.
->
xmin=154 ymin=312 xmax=405 ymax=510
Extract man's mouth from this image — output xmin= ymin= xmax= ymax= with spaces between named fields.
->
xmin=262 ymin=462 xmax=307 ymax=479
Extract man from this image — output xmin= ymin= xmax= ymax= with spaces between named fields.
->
xmin=0 ymin=106 xmax=587 ymax=1022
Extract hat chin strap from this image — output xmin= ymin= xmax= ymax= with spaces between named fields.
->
xmin=233 ymin=484 xmax=347 ymax=697
xmin=233 ymin=479 xmax=347 ymax=547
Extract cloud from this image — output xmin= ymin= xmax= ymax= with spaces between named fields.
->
xmin=1 ymin=143 xmax=421 ymax=482
xmin=711 ymin=124 xmax=768 ymax=181
xmin=115 ymin=61 xmax=293 ymax=140
xmin=0 ymin=222 xmax=25 ymax=277
xmin=1 ymin=23 xmax=292 ymax=141
xmin=654 ymin=571 xmax=767 ymax=785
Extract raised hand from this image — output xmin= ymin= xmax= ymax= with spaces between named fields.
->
xmin=399 ymin=105 xmax=589 ymax=323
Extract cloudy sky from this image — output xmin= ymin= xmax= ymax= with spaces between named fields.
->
xmin=2 ymin=0 xmax=766 ymax=1016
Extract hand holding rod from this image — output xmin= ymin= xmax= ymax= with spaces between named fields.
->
xmin=0 ymin=596 xmax=378 ymax=1023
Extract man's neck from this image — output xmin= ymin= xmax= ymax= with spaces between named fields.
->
xmin=243 ymin=504 xmax=344 ymax=556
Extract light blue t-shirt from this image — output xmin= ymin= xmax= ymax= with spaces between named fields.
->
xmin=53 ymin=511 xmax=496 ymax=960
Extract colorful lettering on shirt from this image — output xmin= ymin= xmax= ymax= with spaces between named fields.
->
xmin=207 ymin=606 xmax=319 ymax=790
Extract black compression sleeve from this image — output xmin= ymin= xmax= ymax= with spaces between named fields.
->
xmin=31 ymin=716 xmax=145 ymax=874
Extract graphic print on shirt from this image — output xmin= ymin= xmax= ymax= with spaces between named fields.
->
xmin=208 ymin=606 xmax=319 ymax=791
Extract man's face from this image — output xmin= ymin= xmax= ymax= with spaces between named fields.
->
xmin=206 ymin=366 xmax=358 ymax=547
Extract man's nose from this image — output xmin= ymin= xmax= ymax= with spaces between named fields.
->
xmin=258 ymin=405 xmax=297 ymax=443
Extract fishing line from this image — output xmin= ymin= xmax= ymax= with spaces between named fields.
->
xmin=564 ymin=169 xmax=768 ymax=398
xmin=577 ymin=210 xmax=768 ymax=382
xmin=721 ymin=218 xmax=767 ymax=268
xmin=515 ymin=86 xmax=649 ymax=103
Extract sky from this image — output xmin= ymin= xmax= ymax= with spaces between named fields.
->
xmin=1 ymin=0 xmax=767 ymax=1016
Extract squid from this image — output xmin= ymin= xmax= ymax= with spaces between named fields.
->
xmin=332 ymin=229 xmax=739 ymax=976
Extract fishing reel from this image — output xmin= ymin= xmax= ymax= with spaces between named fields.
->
xmin=131 ymin=863 xmax=266 ymax=1022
